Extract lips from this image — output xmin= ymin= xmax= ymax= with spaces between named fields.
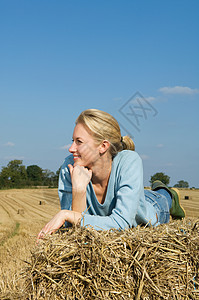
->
xmin=73 ymin=155 xmax=81 ymax=160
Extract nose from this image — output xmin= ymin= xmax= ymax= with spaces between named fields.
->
xmin=69 ymin=141 xmax=76 ymax=153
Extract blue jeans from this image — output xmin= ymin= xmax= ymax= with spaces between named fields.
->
xmin=144 ymin=188 xmax=172 ymax=226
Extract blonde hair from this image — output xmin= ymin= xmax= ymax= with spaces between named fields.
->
xmin=76 ymin=109 xmax=135 ymax=157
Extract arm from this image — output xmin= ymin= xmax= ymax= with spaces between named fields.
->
xmin=68 ymin=164 xmax=92 ymax=212
xmin=58 ymin=156 xmax=92 ymax=213
xmin=81 ymin=151 xmax=145 ymax=230
xmin=37 ymin=156 xmax=92 ymax=239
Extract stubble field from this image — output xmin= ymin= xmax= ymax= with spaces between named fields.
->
xmin=0 ymin=188 xmax=198 ymax=297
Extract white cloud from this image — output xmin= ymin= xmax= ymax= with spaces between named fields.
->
xmin=156 ymin=144 xmax=164 ymax=148
xmin=140 ymin=154 xmax=149 ymax=160
xmin=59 ymin=144 xmax=71 ymax=150
xmin=4 ymin=142 xmax=15 ymax=147
xmin=145 ymin=96 xmax=156 ymax=102
xmin=159 ymin=86 xmax=199 ymax=95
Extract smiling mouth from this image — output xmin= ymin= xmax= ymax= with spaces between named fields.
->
xmin=73 ymin=155 xmax=81 ymax=160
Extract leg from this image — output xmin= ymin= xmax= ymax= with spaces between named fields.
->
xmin=151 ymin=180 xmax=185 ymax=219
xmin=156 ymin=188 xmax=172 ymax=209
xmin=144 ymin=189 xmax=170 ymax=226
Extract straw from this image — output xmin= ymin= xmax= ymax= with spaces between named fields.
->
xmin=5 ymin=218 xmax=199 ymax=299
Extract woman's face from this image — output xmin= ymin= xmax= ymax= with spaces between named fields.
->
xmin=69 ymin=123 xmax=101 ymax=168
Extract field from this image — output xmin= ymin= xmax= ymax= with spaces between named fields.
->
xmin=0 ymin=188 xmax=198 ymax=298
xmin=0 ymin=188 xmax=60 ymax=297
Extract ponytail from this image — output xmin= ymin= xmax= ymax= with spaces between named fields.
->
xmin=121 ymin=136 xmax=135 ymax=151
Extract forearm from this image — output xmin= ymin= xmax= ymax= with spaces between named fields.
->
xmin=72 ymin=188 xmax=87 ymax=212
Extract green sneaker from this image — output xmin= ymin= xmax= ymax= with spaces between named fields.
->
xmin=170 ymin=188 xmax=186 ymax=219
xmin=151 ymin=180 xmax=185 ymax=220
xmin=151 ymin=180 xmax=172 ymax=198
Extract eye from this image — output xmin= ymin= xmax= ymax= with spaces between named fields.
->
xmin=72 ymin=138 xmax=83 ymax=145
xmin=76 ymin=139 xmax=83 ymax=145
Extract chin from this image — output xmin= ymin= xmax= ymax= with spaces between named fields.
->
xmin=73 ymin=160 xmax=84 ymax=167
xmin=74 ymin=160 xmax=91 ymax=169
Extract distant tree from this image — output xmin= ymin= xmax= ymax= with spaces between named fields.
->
xmin=42 ymin=169 xmax=57 ymax=187
xmin=0 ymin=167 xmax=10 ymax=188
xmin=27 ymin=165 xmax=43 ymax=186
xmin=52 ymin=167 xmax=61 ymax=187
xmin=0 ymin=160 xmax=27 ymax=188
xmin=150 ymin=172 xmax=170 ymax=186
xmin=174 ymin=180 xmax=189 ymax=188
xmin=56 ymin=167 xmax=61 ymax=180
xmin=0 ymin=174 xmax=4 ymax=187
xmin=42 ymin=167 xmax=61 ymax=187
xmin=0 ymin=160 xmax=61 ymax=189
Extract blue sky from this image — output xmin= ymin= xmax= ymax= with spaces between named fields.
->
xmin=0 ymin=0 xmax=198 ymax=187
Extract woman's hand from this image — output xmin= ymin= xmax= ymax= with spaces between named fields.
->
xmin=37 ymin=210 xmax=82 ymax=241
xmin=68 ymin=164 xmax=92 ymax=212
xmin=37 ymin=210 xmax=68 ymax=240
xmin=68 ymin=164 xmax=92 ymax=192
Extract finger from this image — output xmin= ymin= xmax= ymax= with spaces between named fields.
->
xmin=36 ymin=230 xmax=45 ymax=244
xmin=68 ymin=164 xmax=73 ymax=175
xmin=76 ymin=165 xmax=85 ymax=175
xmin=36 ymin=227 xmax=55 ymax=243
xmin=84 ymin=168 xmax=92 ymax=179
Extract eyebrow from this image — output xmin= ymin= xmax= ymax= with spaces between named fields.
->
xmin=72 ymin=136 xmax=83 ymax=140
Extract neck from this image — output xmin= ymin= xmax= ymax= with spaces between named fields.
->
xmin=91 ymin=154 xmax=112 ymax=187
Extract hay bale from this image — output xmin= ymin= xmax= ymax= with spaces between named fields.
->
xmin=39 ymin=200 xmax=46 ymax=205
xmin=184 ymin=196 xmax=192 ymax=200
xmin=17 ymin=209 xmax=24 ymax=215
xmin=22 ymin=218 xmax=199 ymax=299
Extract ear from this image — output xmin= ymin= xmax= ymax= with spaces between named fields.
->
xmin=99 ymin=140 xmax=111 ymax=155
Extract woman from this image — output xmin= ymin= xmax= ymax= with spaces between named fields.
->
xmin=38 ymin=109 xmax=185 ymax=238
